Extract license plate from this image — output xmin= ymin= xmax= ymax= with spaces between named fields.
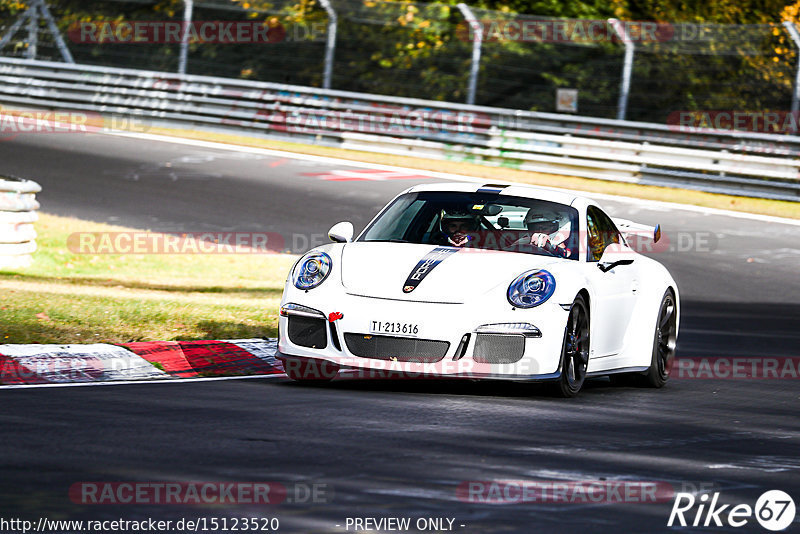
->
xmin=369 ymin=320 xmax=420 ymax=337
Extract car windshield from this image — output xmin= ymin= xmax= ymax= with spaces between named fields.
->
xmin=359 ymin=191 xmax=580 ymax=260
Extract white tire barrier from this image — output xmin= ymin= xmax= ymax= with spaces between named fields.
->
xmin=0 ymin=175 xmax=40 ymax=269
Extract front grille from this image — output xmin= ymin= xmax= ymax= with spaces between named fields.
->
xmin=287 ymin=316 xmax=327 ymax=349
xmin=473 ymin=334 xmax=525 ymax=364
xmin=344 ymin=333 xmax=450 ymax=363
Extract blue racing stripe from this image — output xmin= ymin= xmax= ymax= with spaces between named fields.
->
xmin=476 ymin=184 xmax=509 ymax=194
xmin=402 ymin=247 xmax=459 ymax=293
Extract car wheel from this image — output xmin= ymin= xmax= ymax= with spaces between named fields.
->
xmin=280 ymin=356 xmax=339 ymax=382
xmin=643 ymin=289 xmax=678 ymax=388
xmin=554 ymin=295 xmax=590 ymax=398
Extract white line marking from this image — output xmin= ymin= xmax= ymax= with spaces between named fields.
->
xmin=0 ymin=373 xmax=287 ymax=390
xmin=106 ymin=130 xmax=800 ymax=226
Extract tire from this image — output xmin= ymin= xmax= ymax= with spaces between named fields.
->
xmin=643 ymin=289 xmax=678 ymax=388
xmin=554 ymin=295 xmax=590 ymax=398
xmin=280 ymin=356 xmax=339 ymax=382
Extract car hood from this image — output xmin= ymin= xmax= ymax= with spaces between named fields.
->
xmin=340 ymin=242 xmax=563 ymax=304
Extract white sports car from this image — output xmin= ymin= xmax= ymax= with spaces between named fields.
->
xmin=277 ymin=182 xmax=679 ymax=396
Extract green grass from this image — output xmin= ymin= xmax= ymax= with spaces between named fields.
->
xmin=0 ymin=213 xmax=296 ymax=344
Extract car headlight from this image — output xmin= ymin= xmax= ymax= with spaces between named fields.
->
xmin=292 ymin=251 xmax=332 ymax=290
xmin=507 ymin=269 xmax=556 ymax=308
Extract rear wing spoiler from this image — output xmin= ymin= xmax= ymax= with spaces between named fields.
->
xmin=613 ymin=218 xmax=662 ymax=243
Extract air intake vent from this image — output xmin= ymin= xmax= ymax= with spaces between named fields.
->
xmin=344 ymin=334 xmax=449 ymax=363
xmin=288 ymin=316 xmax=327 ymax=349
xmin=473 ymin=334 xmax=525 ymax=364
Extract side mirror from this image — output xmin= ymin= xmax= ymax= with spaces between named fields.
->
xmin=328 ymin=221 xmax=354 ymax=243
xmin=598 ymin=243 xmax=634 ymax=272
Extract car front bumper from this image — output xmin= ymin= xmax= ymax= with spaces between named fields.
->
xmin=277 ymin=290 xmax=570 ymax=380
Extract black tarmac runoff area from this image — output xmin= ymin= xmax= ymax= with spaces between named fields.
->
xmin=1 ymin=132 xmax=799 ymax=533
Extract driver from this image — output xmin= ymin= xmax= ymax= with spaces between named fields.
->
xmin=438 ymin=208 xmax=480 ymax=247
xmin=519 ymin=208 xmax=573 ymax=258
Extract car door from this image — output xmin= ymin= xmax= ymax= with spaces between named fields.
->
xmin=584 ymin=206 xmax=639 ymax=358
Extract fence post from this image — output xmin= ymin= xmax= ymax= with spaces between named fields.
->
xmin=608 ymin=18 xmax=635 ymax=121
xmin=318 ymin=0 xmax=337 ymax=89
xmin=35 ymin=0 xmax=75 ymax=63
xmin=456 ymin=3 xmax=482 ymax=106
xmin=178 ymin=0 xmax=194 ymax=75
xmin=26 ymin=1 xmax=39 ymax=59
xmin=782 ymin=21 xmax=800 ymax=119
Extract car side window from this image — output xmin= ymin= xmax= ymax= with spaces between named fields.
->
xmin=586 ymin=206 xmax=621 ymax=262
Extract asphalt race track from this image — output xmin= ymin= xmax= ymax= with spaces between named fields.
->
xmin=1 ymin=132 xmax=799 ymax=533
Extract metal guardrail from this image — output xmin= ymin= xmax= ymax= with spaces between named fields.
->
xmin=1 ymin=56 xmax=800 ymax=201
